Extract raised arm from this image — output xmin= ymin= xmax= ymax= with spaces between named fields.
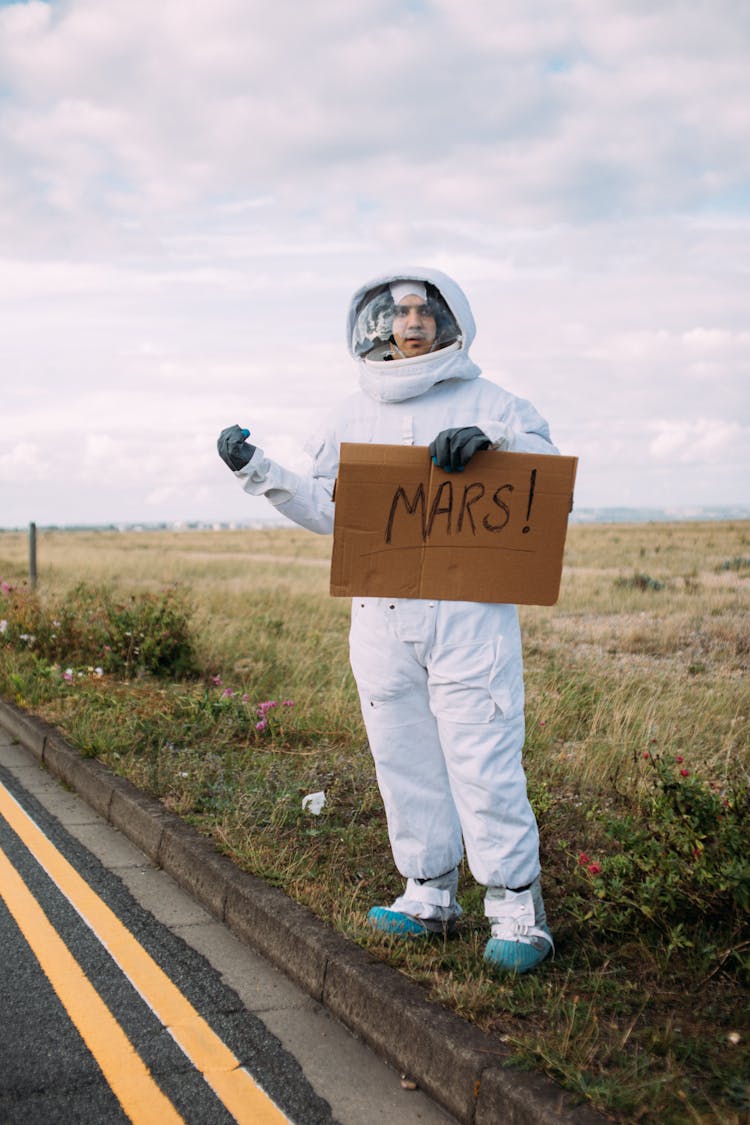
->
xmin=217 ymin=424 xmax=337 ymax=535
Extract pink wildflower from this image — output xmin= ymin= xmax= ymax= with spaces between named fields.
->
xmin=255 ymin=720 xmax=268 ymax=732
xmin=642 ymin=751 xmax=650 ymax=759
xmin=675 ymin=755 xmax=684 ymax=763
xmin=587 ymin=863 xmax=602 ymax=876
xmin=680 ymin=769 xmax=690 ymax=777
xmin=577 ymin=853 xmax=590 ymax=866
xmin=212 ymin=675 xmax=222 ymax=686
xmin=222 ymin=688 xmax=235 ymax=698
xmin=282 ymin=699 xmax=294 ymax=707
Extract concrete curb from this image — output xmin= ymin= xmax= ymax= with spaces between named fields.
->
xmin=0 ymin=699 xmax=605 ymax=1125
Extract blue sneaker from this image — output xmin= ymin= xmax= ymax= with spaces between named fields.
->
xmin=483 ymin=882 xmax=554 ymax=974
xmin=367 ymin=875 xmax=462 ymax=938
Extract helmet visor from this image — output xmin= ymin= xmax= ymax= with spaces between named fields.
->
xmin=352 ymin=280 xmax=461 ymax=359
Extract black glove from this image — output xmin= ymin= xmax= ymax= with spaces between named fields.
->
xmin=217 ymin=425 xmax=256 ymax=471
xmin=429 ymin=426 xmax=491 ymax=472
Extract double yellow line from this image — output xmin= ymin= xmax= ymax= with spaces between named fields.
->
xmin=0 ymin=781 xmax=289 ymax=1124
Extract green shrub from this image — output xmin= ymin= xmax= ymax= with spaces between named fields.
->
xmin=613 ymin=572 xmax=665 ymax=592
xmin=0 ymin=579 xmax=198 ymax=679
xmin=571 ymin=754 xmax=749 ymax=976
xmin=717 ymin=556 xmax=750 ymax=573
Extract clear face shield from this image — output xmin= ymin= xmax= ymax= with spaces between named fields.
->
xmin=352 ymin=280 xmax=461 ymax=361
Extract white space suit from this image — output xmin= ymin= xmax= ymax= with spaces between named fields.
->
xmin=227 ymin=268 xmax=557 ymax=971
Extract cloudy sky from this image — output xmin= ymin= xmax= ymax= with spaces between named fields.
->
xmin=1 ymin=0 xmax=748 ymax=529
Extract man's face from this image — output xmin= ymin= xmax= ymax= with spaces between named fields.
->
xmin=391 ymin=294 xmax=437 ymax=357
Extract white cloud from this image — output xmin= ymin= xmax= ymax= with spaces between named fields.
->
xmin=0 ymin=0 xmax=748 ymax=524
xmin=0 ymin=441 xmax=47 ymax=483
xmin=3 ymin=0 xmax=749 ymax=233
xmin=648 ymin=420 xmax=747 ymax=465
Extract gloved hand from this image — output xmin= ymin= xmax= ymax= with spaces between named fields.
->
xmin=217 ymin=425 xmax=256 ymax=471
xmin=429 ymin=426 xmax=491 ymax=472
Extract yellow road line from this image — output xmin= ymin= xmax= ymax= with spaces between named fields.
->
xmin=0 ymin=845 xmax=184 ymax=1125
xmin=0 ymin=781 xmax=290 ymax=1125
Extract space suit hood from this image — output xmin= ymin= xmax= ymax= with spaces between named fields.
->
xmin=347 ymin=267 xmax=481 ymax=404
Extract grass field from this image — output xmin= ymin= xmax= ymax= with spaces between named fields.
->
xmin=1 ymin=520 xmax=748 ymax=1123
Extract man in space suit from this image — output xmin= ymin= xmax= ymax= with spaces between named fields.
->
xmin=217 ymin=268 xmax=557 ymax=973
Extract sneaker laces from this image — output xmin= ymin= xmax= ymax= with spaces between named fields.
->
xmin=485 ymin=886 xmax=552 ymax=950
xmin=390 ymin=876 xmax=462 ymax=922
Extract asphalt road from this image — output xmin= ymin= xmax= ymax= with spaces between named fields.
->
xmin=0 ymin=731 xmax=455 ymax=1125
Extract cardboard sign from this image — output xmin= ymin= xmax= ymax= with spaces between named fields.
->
xmin=330 ymin=443 xmax=578 ymax=606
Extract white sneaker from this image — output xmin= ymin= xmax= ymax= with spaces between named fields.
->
xmin=483 ymin=880 xmax=554 ymax=974
xmin=367 ymin=872 xmax=462 ymax=937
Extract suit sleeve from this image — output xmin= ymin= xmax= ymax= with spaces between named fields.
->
xmin=233 ymin=428 xmax=338 ymax=536
xmin=479 ymin=393 xmax=558 ymax=455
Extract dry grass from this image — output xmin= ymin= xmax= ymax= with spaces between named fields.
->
xmin=2 ymin=518 xmax=748 ymax=835
xmin=2 ymin=517 xmax=747 ymax=814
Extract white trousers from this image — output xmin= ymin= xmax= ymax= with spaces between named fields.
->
xmin=348 ymin=598 xmax=541 ymax=890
